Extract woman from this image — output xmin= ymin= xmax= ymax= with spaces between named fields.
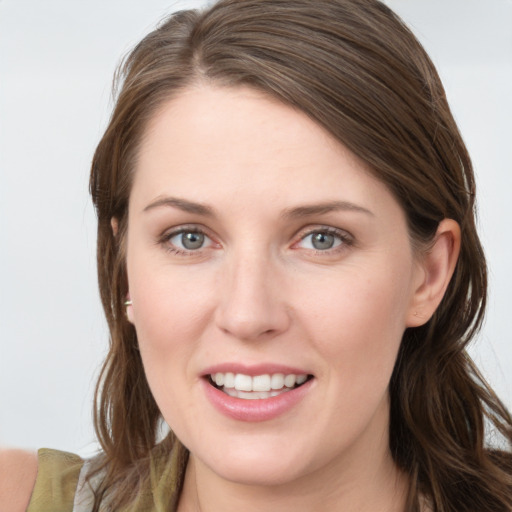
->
xmin=2 ymin=0 xmax=511 ymax=510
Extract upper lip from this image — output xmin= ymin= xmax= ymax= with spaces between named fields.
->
xmin=202 ymin=363 xmax=312 ymax=377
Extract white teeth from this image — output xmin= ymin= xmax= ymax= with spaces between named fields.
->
xmin=234 ymin=373 xmax=252 ymax=391
xmin=284 ymin=374 xmax=296 ymax=388
xmin=224 ymin=388 xmax=292 ymax=399
xmin=253 ymin=374 xmax=271 ymax=391
xmin=296 ymin=374 xmax=307 ymax=385
xmin=223 ymin=372 xmax=235 ymax=388
xmin=210 ymin=372 xmax=309 ymax=395
xmin=271 ymin=373 xmax=285 ymax=390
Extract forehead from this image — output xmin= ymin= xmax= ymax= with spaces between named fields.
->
xmin=131 ymin=85 xmax=398 ymax=218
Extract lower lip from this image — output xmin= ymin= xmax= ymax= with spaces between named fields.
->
xmin=202 ymin=378 xmax=313 ymax=422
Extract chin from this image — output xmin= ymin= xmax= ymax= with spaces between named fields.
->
xmin=210 ymin=457 xmax=305 ymax=487
xmin=192 ymin=437 xmax=312 ymax=487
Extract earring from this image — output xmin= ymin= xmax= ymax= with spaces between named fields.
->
xmin=124 ymin=299 xmax=133 ymax=307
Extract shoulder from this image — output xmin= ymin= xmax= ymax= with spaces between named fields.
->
xmin=27 ymin=448 xmax=84 ymax=511
xmin=0 ymin=448 xmax=38 ymax=512
xmin=1 ymin=448 xmax=84 ymax=512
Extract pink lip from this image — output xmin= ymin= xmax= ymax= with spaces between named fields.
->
xmin=202 ymin=363 xmax=310 ymax=377
xmin=202 ymin=376 xmax=314 ymax=422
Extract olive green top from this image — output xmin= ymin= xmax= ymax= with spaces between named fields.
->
xmin=27 ymin=445 xmax=187 ymax=511
xmin=27 ymin=449 xmax=83 ymax=512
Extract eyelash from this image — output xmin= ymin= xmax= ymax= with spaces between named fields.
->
xmin=157 ymin=225 xmax=353 ymax=256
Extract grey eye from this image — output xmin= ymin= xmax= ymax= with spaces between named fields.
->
xmin=311 ymin=232 xmax=336 ymax=250
xmin=167 ymin=230 xmax=211 ymax=251
xmin=181 ymin=232 xmax=205 ymax=250
xmin=297 ymin=230 xmax=344 ymax=251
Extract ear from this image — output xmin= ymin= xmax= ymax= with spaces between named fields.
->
xmin=406 ymin=219 xmax=461 ymax=327
xmin=111 ymin=217 xmax=119 ymax=237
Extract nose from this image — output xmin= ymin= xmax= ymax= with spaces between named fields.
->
xmin=214 ymin=251 xmax=291 ymax=341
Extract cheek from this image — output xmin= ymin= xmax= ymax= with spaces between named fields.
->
xmin=129 ymin=259 xmax=215 ymax=349
xmin=125 ymin=250 xmax=220 ymax=416
xmin=127 ymin=265 xmax=216 ymax=428
xmin=297 ymin=258 xmax=412 ymax=378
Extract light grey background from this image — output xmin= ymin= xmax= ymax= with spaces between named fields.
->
xmin=1 ymin=0 xmax=511 ymax=455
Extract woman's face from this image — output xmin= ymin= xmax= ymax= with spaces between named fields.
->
xmin=125 ymin=85 xmax=424 ymax=486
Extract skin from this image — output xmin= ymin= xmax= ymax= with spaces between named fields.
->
xmin=124 ymin=85 xmax=460 ymax=512
xmin=0 ymin=449 xmax=38 ymax=511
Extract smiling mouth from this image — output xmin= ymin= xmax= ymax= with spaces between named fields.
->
xmin=207 ymin=372 xmax=313 ymax=400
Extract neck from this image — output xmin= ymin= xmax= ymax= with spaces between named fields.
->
xmin=177 ymin=421 xmax=408 ymax=512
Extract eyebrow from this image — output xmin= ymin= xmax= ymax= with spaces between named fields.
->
xmin=143 ymin=196 xmax=373 ymax=219
xmin=143 ymin=196 xmax=215 ymax=216
xmin=281 ymin=201 xmax=374 ymax=219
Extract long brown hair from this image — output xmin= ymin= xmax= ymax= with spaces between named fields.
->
xmin=89 ymin=0 xmax=512 ymax=509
